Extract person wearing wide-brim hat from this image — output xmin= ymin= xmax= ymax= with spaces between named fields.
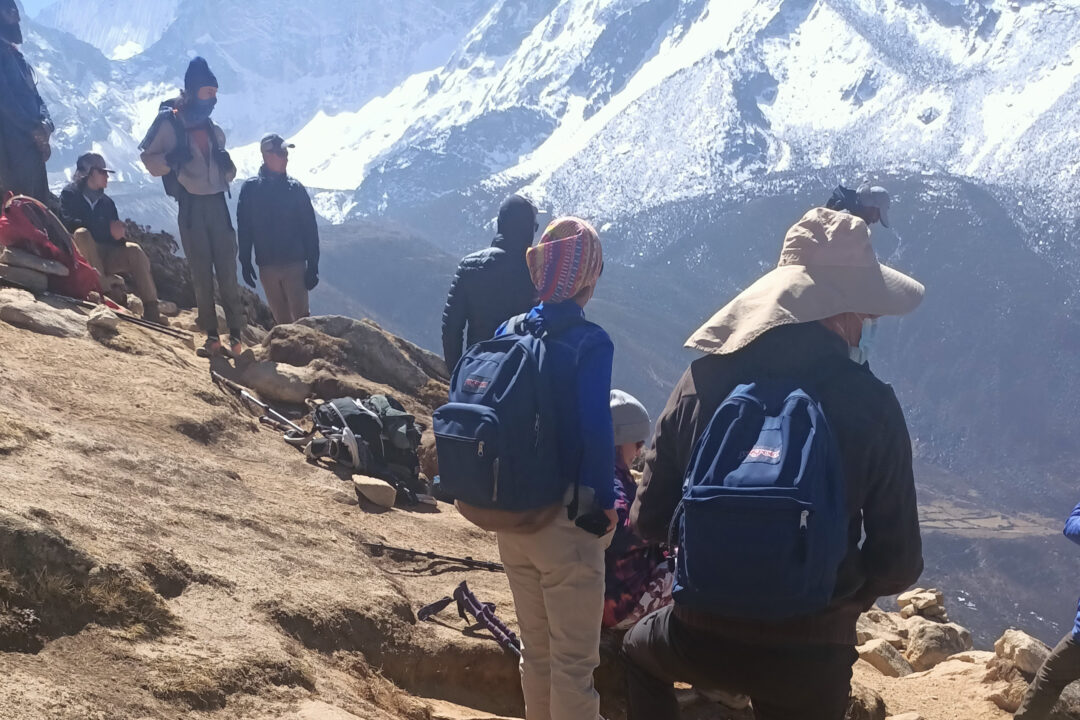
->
xmin=623 ymin=207 xmax=926 ymax=720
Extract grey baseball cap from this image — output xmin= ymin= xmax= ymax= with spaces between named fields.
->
xmin=857 ymin=183 xmax=891 ymax=228
xmin=260 ymin=133 xmax=295 ymax=153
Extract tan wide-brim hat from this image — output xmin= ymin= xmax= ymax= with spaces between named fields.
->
xmin=686 ymin=207 xmax=925 ymax=356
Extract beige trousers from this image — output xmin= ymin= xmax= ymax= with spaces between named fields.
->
xmin=260 ymin=262 xmax=309 ymax=325
xmin=72 ymin=228 xmax=159 ymax=305
xmin=497 ymin=513 xmax=608 ymax=720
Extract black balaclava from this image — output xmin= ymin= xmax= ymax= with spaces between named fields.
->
xmin=496 ymin=194 xmax=538 ymax=250
xmin=0 ymin=0 xmax=23 ymax=45
xmin=181 ymin=56 xmax=219 ymax=125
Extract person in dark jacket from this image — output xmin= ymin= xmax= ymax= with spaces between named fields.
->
xmin=0 ymin=0 xmax=54 ymax=207
xmin=623 ymin=208 xmax=925 ymax=720
xmin=1014 ymin=503 xmax=1080 ymax=719
xmin=237 ymin=133 xmax=319 ymax=325
xmin=826 ymin=182 xmax=890 ymax=228
xmin=60 ymin=153 xmax=160 ymax=322
xmin=441 ymin=194 xmax=539 ymax=370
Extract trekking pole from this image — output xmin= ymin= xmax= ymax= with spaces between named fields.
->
xmin=360 ymin=542 xmax=504 ymax=573
xmin=210 ymin=370 xmax=306 ymax=434
xmin=419 ymin=582 xmax=521 ymax=657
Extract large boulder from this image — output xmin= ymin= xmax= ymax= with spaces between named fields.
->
xmin=995 ymin=629 xmax=1052 ymax=675
xmin=857 ymin=638 xmax=914 ymax=677
xmin=904 ymin=617 xmax=973 ymax=671
xmin=293 ymin=316 xmax=431 ymax=394
xmin=857 ymin=609 xmax=907 ymax=649
xmin=0 ymin=289 xmax=86 ymax=338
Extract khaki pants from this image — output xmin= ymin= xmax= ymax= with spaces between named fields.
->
xmin=72 ymin=228 xmax=159 ymax=306
xmin=497 ymin=513 xmax=608 ymax=720
xmin=260 ymin=262 xmax=309 ymax=325
xmin=178 ymin=192 xmax=244 ymax=336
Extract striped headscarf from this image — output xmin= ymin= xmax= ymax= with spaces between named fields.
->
xmin=526 ymin=217 xmax=604 ymax=303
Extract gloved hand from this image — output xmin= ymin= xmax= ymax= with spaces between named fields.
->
xmin=241 ymin=263 xmax=257 ymax=289
xmin=304 ymin=266 xmax=319 ymax=291
xmin=213 ymin=148 xmax=236 ymax=175
xmin=165 ymin=146 xmax=192 ymax=171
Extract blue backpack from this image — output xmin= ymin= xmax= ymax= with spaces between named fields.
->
xmin=670 ymin=377 xmax=848 ymax=620
xmin=433 ymin=316 xmax=569 ymax=511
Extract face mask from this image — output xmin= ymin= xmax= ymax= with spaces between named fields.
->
xmin=182 ymin=97 xmax=216 ymax=126
xmin=848 ymin=318 xmax=878 ymax=366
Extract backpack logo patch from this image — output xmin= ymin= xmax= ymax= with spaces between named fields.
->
xmin=464 ymin=375 xmax=491 ymax=393
xmin=746 ymin=445 xmax=781 ymax=462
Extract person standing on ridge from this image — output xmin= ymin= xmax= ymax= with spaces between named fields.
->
xmin=624 ymin=207 xmax=925 ymax=720
xmin=139 ymin=56 xmax=244 ymax=357
xmin=0 ymin=0 xmax=55 ymax=207
xmin=60 ymin=152 xmax=161 ymax=323
xmin=826 ymin=182 xmax=891 ymax=229
xmin=1014 ymin=502 xmax=1080 ymax=719
xmin=441 ymin=194 xmax=539 ymax=371
xmin=237 ymin=133 xmax=319 ymax=325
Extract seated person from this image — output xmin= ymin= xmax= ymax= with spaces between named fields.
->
xmin=60 ymin=152 xmax=160 ymax=322
xmin=603 ymin=389 xmax=673 ymax=631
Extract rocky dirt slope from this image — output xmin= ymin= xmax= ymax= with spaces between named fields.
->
xmin=0 ymin=290 xmax=1076 ymax=720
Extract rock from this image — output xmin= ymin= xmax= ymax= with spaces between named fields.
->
xmin=0 ymin=247 xmax=68 ymax=276
xmin=296 ymin=315 xmax=431 ymax=393
xmin=127 ymin=295 xmax=144 ymax=318
xmin=846 ymin=680 xmax=887 ymax=720
xmin=857 ymin=610 xmax=907 ymax=649
xmin=911 ymin=593 xmax=941 ymax=611
xmin=858 ymin=638 xmax=914 ymax=677
xmin=950 ymin=650 xmax=996 ymax=664
xmin=0 ymin=289 xmax=87 ymax=338
xmin=900 ymin=604 xmax=917 ymax=619
xmin=0 ymin=263 xmax=49 ymax=292
xmin=995 ymin=629 xmax=1051 ymax=675
xmin=293 ymin=700 xmax=367 ymax=719
xmin=418 ymin=431 xmax=439 ymax=481
xmin=237 ymin=361 xmax=315 ymax=405
xmin=897 ymin=588 xmax=926 ymax=608
xmin=87 ymin=305 xmax=120 ymax=332
xmin=353 ymin=475 xmax=398 ymax=509
xmin=887 ymin=714 xmax=925 ymax=720
xmin=158 ymin=300 xmax=179 ymax=317
xmin=904 ymin=618 xmax=973 ymax=671
xmin=988 ymin=677 xmax=1030 ymax=713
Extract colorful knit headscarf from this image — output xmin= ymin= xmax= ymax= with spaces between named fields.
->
xmin=526 ymin=217 xmax=604 ymax=303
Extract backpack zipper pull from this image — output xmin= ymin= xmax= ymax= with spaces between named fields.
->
xmin=478 ymin=441 xmax=485 ymax=458
xmin=799 ymin=510 xmax=809 ymax=530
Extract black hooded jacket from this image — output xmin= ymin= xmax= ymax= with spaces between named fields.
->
xmin=441 ymin=195 xmax=538 ymax=371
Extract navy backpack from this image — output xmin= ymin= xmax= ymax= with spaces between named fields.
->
xmin=433 ymin=316 xmax=570 ymax=511
xmin=670 ymin=377 xmax=848 ymax=620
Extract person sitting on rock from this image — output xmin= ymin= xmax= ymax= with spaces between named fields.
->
xmin=1014 ymin=502 xmax=1080 ymax=719
xmin=603 ymin=389 xmax=672 ymax=631
xmin=0 ymin=0 xmax=55 ymax=208
xmin=237 ymin=133 xmax=319 ymax=326
xmin=826 ymin=182 xmax=891 ymax=229
xmin=493 ymin=217 xmax=614 ymax=720
xmin=441 ymin=194 xmax=539 ymax=371
xmin=60 ymin=153 xmax=161 ymax=323
xmin=623 ymin=207 xmax=925 ymax=720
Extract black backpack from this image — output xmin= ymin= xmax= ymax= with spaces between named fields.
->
xmin=138 ymin=99 xmax=229 ymax=200
xmin=306 ymin=395 xmax=424 ymax=495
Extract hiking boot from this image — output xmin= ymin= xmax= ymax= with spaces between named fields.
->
xmin=227 ymin=334 xmax=243 ymax=358
xmin=196 ymin=335 xmax=222 ymax=358
xmin=143 ymin=301 xmax=161 ymax=325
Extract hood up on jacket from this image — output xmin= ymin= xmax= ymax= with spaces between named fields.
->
xmin=492 ymin=194 xmax=537 ymax=252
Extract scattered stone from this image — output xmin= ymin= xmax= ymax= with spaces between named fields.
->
xmin=0 ymin=288 xmax=86 ymax=338
xmin=989 ymin=678 xmax=1029 ymax=713
xmin=0 ymin=263 xmax=48 ymax=292
xmin=846 ymin=680 xmax=887 ymax=720
xmin=353 ymin=475 xmax=398 ymax=509
xmin=900 ymin=604 xmax=916 ymax=619
xmin=127 ymin=295 xmax=144 ymax=318
xmin=887 ymin=713 xmax=925 ymax=720
xmin=0 ymin=247 xmax=68 ymax=276
xmin=237 ymin=361 xmax=315 ymax=405
xmin=897 ymin=588 xmax=948 ymax=622
xmin=858 ymin=638 xmax=914 ymax=677
xmin=995 ymin=628 xmax=1051 ymax=675
xmin=296 ymin=315 xmax=431 ymax=393
xmin=950 ymin=650 xmax=996 ymax=664
xmin=159 ymin=300 xmax=179 ymax=317
xmin=418 ymin=431 xmax=439 ymax=482
xmin=904 ymin=618 xmax=973 ymax=671
xmin=857 ymin=610 xmax=907 ymax=649
xmin=87 ymin=305 xmax=120 ymax=333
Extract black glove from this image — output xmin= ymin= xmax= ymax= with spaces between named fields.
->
xmin=304 ymin=266 xmax=319 ymax=291
xmin=165 ymin=146 xmax=193 ymax=171
xmin=214 ymin=148 xmax=236 ymax=175
xmin=241 ymin=264 xmax=257 ymax=289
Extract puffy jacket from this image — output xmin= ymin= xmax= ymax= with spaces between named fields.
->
xmin=236 ymin=167 xmax=319 ymax=270
xmin=139 ymin=105 xmax=234 ymax=197
xmin=0 ymin=41 xmax=51 ymax=139
xmin=441 ymin=195 xmax=538 ymax=371
xmin=58 ymin=183 xmax=120 ymax=246
xmin=631 ymin=321 xmax=923 ymax=646
xmin=1065 ymin=503 xmax=1080 ymax=637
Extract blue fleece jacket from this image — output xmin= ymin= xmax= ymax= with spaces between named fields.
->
xmin=1066 ymin=503 xmax=1080 ymax=637
xmin=500 ymin=300 xmax=616 ymax=509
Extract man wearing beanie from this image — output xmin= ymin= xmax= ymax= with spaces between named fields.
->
xmin=0 ymin=0 xmax=55 ymax=207
xmin=489 ymin=216 xmax=614 ymax=720
xmin=442 ymin=194 xmax=539 ymax=371
xmin=140 ymin=56 xmax=244 ymax=356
